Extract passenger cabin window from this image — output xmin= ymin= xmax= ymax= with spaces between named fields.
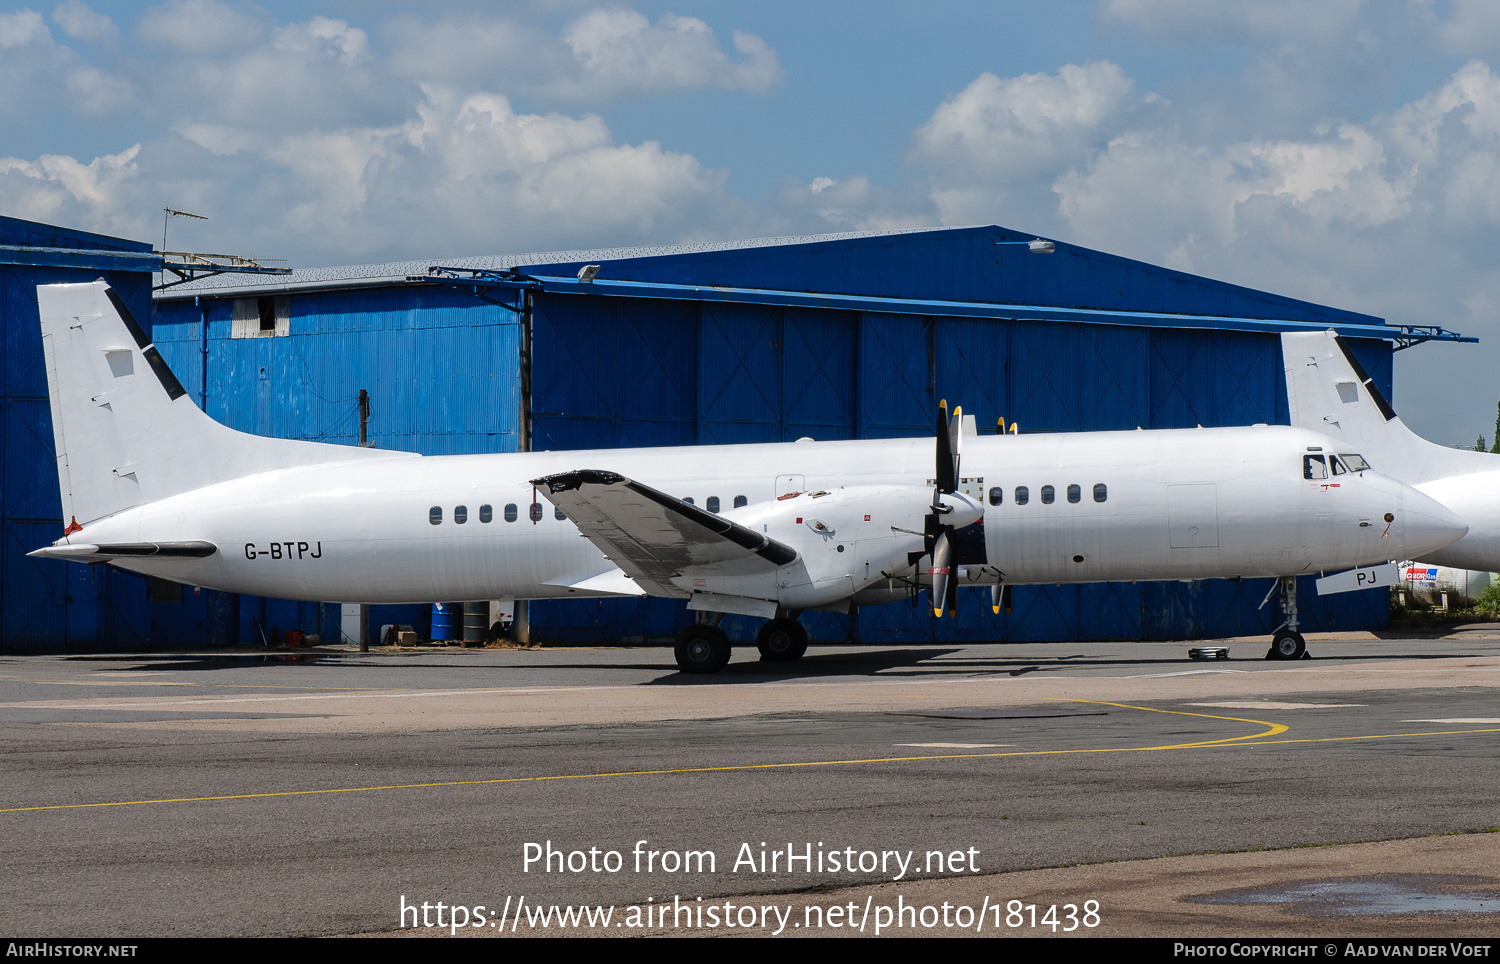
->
xmin=1041 ymin=485 xmax=1055 ymax=504
xmin=734 ymin=495 xmax=747 ymax=508
xmin=554 ymin=506 xmax=566 ymax=520
xmin=479 ymin=505 xmax=493 ymax=523
xmin=683 ymin=497 xmax=694 ymax=505
xmin=529 ymin=503 xmax=543 ymax=522
xmin=1304 ymin=454 xmax=1328 ymax=480
xmin=1066 ymin=484 xmax=1081 ymax=504
xmin=1014 ymin=486 xmax=1029 ymax=505
xmin=504 ymin=504 xmax=518 ymax=522
xmin=454 ymin=505 xmax=468 ymax=524
xmin=707 ymin=496 xmax=720 ymax=513
xmin=989 ymin=486 xmax=1003 ymax=506
xmin=429 ymin=506 xmax=442 ymax=525
xmin=1093 ymin=483 xmax=1108 ymax=503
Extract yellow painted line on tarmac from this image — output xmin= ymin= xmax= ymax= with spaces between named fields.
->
xmin=1206 ymin=727 xmax=1500 ymax=748
xmin=1067 ymin=699 xmax=1289 ymax=746
xmin=3 ymin=703 xmax=1493 ymax=816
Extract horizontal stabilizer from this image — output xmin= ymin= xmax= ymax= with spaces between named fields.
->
xmin=532 ymin=469 xmax=797 ymax=597
xmin=29 ymin=541 xmax=218 ymax=561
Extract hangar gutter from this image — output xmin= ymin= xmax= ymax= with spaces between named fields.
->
xmin=461 ymin=272 xmax=1401 ymax=340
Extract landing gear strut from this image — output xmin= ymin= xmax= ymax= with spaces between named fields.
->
xmin=756 ymin=617 xmax=808 ymax=663
xmin=1267 ymin=575 xmax=1307 ymax=660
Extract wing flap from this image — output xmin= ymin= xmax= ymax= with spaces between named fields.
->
xmin=532 ymin=470 xmax=797 ymax=596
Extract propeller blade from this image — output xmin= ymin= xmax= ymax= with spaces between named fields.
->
xmin=946 ymin=554 xmax=959 ymax=618
xmin=935 ymin=399 xmax=956 ymax=494
xmin=930 ymin=528 xmax=954 ymax=617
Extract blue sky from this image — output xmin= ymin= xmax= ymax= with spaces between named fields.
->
xmin=5 ymin=0 xmax=1500 ymax=444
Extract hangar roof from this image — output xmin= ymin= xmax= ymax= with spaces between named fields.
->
xmin=153 ymin=227 xmax=936 ymax=296
xmin=154 ymin=224 xmax=1383 ymax=329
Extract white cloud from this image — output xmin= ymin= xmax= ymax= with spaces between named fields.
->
xmin=51 ymin=0 xmax=115 ymax=43
xmin=1099 ymin=0 xmax=1366 ymax=45
xmin=0 ymin=144 xmax=142 ymax=235
xmin=384 ymin=14 xmax=569 ymax=92
xmin=145 ymin=14 xmax=391 ymax=133
xmin=910 ymin=62 xmax=1147 ymax=226
xmin=4 ymin=86 xmax=738 ymax=264
xmin=386 ymin=9 xmax=782 ymax=103
xmin=135 ymin=0 xmax=266 ymax=53
xmin=1 ymin=8 xmax=50 ymax=47
xmin=765 ymin=175 xmax=936 ymax=235
xmin=0 ymin=8 xmax=133 ymax=117
xmin=556 ymin=11 xmax=781 ymax=99
xmin=1430 ymin=0 xmax=1500 ymax=54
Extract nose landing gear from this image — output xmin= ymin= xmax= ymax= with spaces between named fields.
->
xmin=1266 ymin=575 xmax=1309 ymax=660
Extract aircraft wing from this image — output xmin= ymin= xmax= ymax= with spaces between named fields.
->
xmin=531 ymin=470 xmax=798 ymax=597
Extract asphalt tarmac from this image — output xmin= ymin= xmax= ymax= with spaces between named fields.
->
xmin=2 ymin=631 xmax=1499 ymax=938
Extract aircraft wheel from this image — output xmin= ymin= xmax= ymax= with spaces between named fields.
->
xmin=756 ymin=619 xmax=808 ymax=662
xmin=674 ymin=625 xmax=731 ymax=674
xmin=1267 ymin=630 xmax=1306 ymax=661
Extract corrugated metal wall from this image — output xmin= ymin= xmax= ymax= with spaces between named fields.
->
xmin=154 ymin=286 xmax=522 ymax=453
xmin=2 ymin=217 xmax=155 ymax=652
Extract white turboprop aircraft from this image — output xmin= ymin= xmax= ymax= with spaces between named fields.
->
xmin=28 ymin=281 xmax=1467 ymax=670
xmin=1282 ymin=330 xmax=1500 ymax=572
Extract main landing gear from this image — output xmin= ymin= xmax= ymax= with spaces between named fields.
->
xmin=672 ymin=613 xmax=810 ymax=673
xmin=674 ymin=621 xmax=731 ymax=674
xmin=1266 ymin=575 xmax=1308 ymax=661
xmin=756 ymin=617 xmax=808 ymax=663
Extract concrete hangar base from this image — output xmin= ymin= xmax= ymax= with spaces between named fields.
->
xmin=5 ymin=218 xmax=1398 ymax=652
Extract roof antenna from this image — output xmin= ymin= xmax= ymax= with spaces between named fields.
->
xmin=162 ymin=207 xmax=206 ymax=253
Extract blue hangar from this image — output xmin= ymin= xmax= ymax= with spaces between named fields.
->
xmin=5 ymin=219 xmax=1406 ymax=651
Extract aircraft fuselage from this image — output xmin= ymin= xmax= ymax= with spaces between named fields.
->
xmin=64 ymin=424 xmax=1460 ymax=604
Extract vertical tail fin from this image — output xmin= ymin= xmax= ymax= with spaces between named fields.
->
xmin=38 ymin=280 xmax=401 ymax=526
xmin=1281 ymin=330 xmax=1482 ymax=483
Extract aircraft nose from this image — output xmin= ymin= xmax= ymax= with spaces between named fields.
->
xmin=1398 ymin=489 xmax=1469 ymax=559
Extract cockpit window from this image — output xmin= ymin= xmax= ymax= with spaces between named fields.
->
xmin=1303 ymin=454 xmax=1327 ymax=480
xmin=1340 ymin=454 xmax=1370 ymax=472
xmin=1329 ymin=455 xmax=1346 ymax=476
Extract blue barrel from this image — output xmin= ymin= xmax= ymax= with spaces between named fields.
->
xmin=430 ymin=602 xmax=462 ymax=641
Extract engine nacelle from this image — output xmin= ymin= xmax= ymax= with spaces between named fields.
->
xmin=673 ymin=484 xmax=981 ymax=610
